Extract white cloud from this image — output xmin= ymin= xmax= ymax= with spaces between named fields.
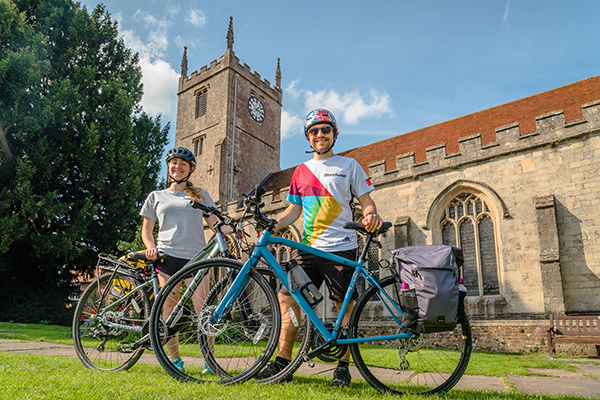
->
xmin=281 ymin=110 xmax=303 ymax=139
xmin=285 ymin=79 xmax=302 ymax=100
xmin=282 ymin=83 xmax=393 ymax=138
xmin=186 ymin=9 xmax=207 ymax=28
xmin=175 ymin=35 xmax=202 ymax=53
xmin=503 ymin=0 xmax=510 ymax=27
xmin=118 ymin=11 xmax=181 ymax=117
xmin=127 ymin=10 xmax=171 ymax=60
xmin=121 ymin=28 xmax=177 ymax=116
xmin=304 ymin=88 xmax=392 ymax=126
xmin=138 ymin=58 xmax=180 ymax=116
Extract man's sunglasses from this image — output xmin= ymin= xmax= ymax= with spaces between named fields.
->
xmin=307 ymin=125 xmax=334 ymax=136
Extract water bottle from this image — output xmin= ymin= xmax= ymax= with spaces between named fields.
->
xmin=399 ymin=282 xmax=418 ymax=332
xmin=287 ymin=260 xmax=323 ymax=308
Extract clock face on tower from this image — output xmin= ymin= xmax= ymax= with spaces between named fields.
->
xmin=248 ymin=96 xmax=265 ymax=123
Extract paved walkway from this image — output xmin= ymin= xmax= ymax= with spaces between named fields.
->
xmin=1 ymin=338 xmax=599 ymax=398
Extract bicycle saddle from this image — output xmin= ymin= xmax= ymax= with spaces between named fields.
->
xmin=343 ymin=221 xmax=391 ymax=236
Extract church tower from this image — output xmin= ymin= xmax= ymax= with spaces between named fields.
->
xmin=175 ymin=17 xmax=283 ymax=206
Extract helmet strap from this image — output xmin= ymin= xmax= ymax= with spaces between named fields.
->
xmin=305 ymin=131 xmax=338 ymax=155
xmin=167 ymin=173 xmax=191 ymax=186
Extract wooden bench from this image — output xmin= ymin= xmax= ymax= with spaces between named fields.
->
xmin=547 ymin=314 xmax=600 ymax=358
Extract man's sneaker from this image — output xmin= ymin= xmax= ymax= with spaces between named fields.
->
xmin=331 ymin=364 xmax=351 ymax=388
xmin=255 ymin=360 xmax=293 ymax=382
xmin=172 ymin=358 xmax=185 ymax=374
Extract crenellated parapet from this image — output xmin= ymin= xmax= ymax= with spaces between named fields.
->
xmin=225 ymin=184 xmax=291 ymax=217
xmin=367 ymin=99 xmax=600 ymax=186
xmin=179 ymin=49 xmax=282 ymax=104
xmin=222 ymin=98 xmax=600 ymax=216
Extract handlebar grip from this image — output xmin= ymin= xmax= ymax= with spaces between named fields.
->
xmin=128 ymin=251 xmax=166 ymax=261
xmin=191 ymin=200 xmax=215 ymax=214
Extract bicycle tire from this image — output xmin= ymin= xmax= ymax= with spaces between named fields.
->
xmin=349 ymin=275 xmax=472 ymax=395
xmin=148 ymin=258 xmax=281 ymax=384
xmin=252 ymin=267 xmax=314 ymax=384
xmin=72 ymin=272 xmax=151 ymax=371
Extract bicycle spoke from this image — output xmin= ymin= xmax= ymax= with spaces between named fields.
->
xmin=149 ymin=259 xmax=281 ymax=384
xmin=349 ymin=275 xmax=472 ymax=395
xmin=72 ymin=273 xmax=150 ymax=371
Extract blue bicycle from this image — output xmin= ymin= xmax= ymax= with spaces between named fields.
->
xmin=148 ymin=176 xmax=472 ymax=394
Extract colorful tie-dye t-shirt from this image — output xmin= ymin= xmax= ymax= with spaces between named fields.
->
xmin=287 ymin=155 xmax=374 ymax=251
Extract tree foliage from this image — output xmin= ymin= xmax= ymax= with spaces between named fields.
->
xmin=0 ymin=0 xmax=169 ymax=324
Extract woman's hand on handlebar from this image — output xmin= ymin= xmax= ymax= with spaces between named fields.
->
xmin=233 ymin=221 xmax=246 ymax=239
xmin=145 ymin=246 xmax=159 ymax=261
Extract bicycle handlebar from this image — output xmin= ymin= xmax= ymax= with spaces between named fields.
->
xmin=127 ymin=251 xmax=166 ymax=262
xmin=190 ymin=200 xmax=241 ymax=232
xmin=241 ymin=177 xmax=390 ymax=239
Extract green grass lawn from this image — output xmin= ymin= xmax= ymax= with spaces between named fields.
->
xmin=1 ymin=351 xmax=591 ymax=400
xmin=0 ymin=321 xmax=74 ymax=345
xmin=1 ymin=321 xmax=598 ymax=400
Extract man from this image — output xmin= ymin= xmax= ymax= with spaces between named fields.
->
xmin=256 ymin=109 xmax=383 ymax=387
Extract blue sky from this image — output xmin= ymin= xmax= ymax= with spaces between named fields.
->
xmin=78 ymin=0 xmax=600 ymax=171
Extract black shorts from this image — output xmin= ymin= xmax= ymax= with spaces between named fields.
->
xmin=155 ymin=254 xmax=189 ymax=276
xmin=280 ymin=248 xmax=358 ymax=302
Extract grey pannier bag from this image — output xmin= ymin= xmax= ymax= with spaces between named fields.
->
xmin=391 ymin=245 xmax=464 ymax=333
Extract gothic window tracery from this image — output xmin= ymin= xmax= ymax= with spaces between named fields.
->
xmin=440 ymin=192 xmax=499 ymax=296
xmin=268 ymin=226 xmax=297 ymax=265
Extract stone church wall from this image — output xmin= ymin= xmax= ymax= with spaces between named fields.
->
xmin=223 ymin=99 xmax=600 ymax=322
xmin=366 ymin=100 xmax=600 ymax=317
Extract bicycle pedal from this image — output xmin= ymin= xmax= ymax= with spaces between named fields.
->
xmin=118 ymin=342 xmax=134 ymax=353
xmin=302 ymin=354 xmax=315 ymax=368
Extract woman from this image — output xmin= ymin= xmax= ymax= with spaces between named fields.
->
xmin=140 ymin=146 xmax=228 ymax=374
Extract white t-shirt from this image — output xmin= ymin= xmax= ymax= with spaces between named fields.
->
xmin=139 ymin=188 xmax=216 ymax=259
xmin=287 ymin=155 xmax=374 ymax=251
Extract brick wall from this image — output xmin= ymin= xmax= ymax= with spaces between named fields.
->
xmin=470 ymin=319 xmax=600 ymax=357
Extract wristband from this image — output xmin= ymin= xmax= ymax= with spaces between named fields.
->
xmin=366 ymin=211 xmax=379 ymax=218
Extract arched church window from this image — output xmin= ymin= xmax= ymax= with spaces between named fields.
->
xmin=193 ymin=135 xmax=204 ymax=156
xmin=440 ymin=193 xmax=499 ymax=296
xmin=268 ymin=226 xmax=297 ymax=265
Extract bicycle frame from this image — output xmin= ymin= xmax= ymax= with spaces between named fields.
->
xmin=94 ymin=234 xmax=226 ymax=335
xmin=211 ymin=229 xmax=410 ymax=349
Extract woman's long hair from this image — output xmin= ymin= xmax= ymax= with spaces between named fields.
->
xmin=184 ymin=181 xmax=205 ymax=203
xmin=166 ymin=175 xmax=205 ymax=203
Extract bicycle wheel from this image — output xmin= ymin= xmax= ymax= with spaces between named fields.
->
xmin=149 ymin=258 xmax=281 ymax=384
xmin=349 ymin=275 xmax=472 ymax=395
xmin=72 ymin=272 xmax=150 ymax=371
xmin=252 ymin=267 xmax=314 ymax=384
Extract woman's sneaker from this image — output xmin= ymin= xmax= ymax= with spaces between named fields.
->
xmin=202 ymin=362 xmax=214 ymax=375
xmin=255 ymin=360 xmax=292 ymax=382
xmin=330 ymin=364 xmax=351 ymax=388
xmin=172 ymin=358 xmax=185 ymax=374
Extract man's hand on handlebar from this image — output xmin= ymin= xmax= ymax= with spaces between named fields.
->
xmin=255 ymin=219 xmax=276 ymax=237
xmin=362 ymin=212 xmax=383 ymax=233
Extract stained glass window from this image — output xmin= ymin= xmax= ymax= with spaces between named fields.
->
xmin=439 ymin=193 xmax=499 ymax=296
